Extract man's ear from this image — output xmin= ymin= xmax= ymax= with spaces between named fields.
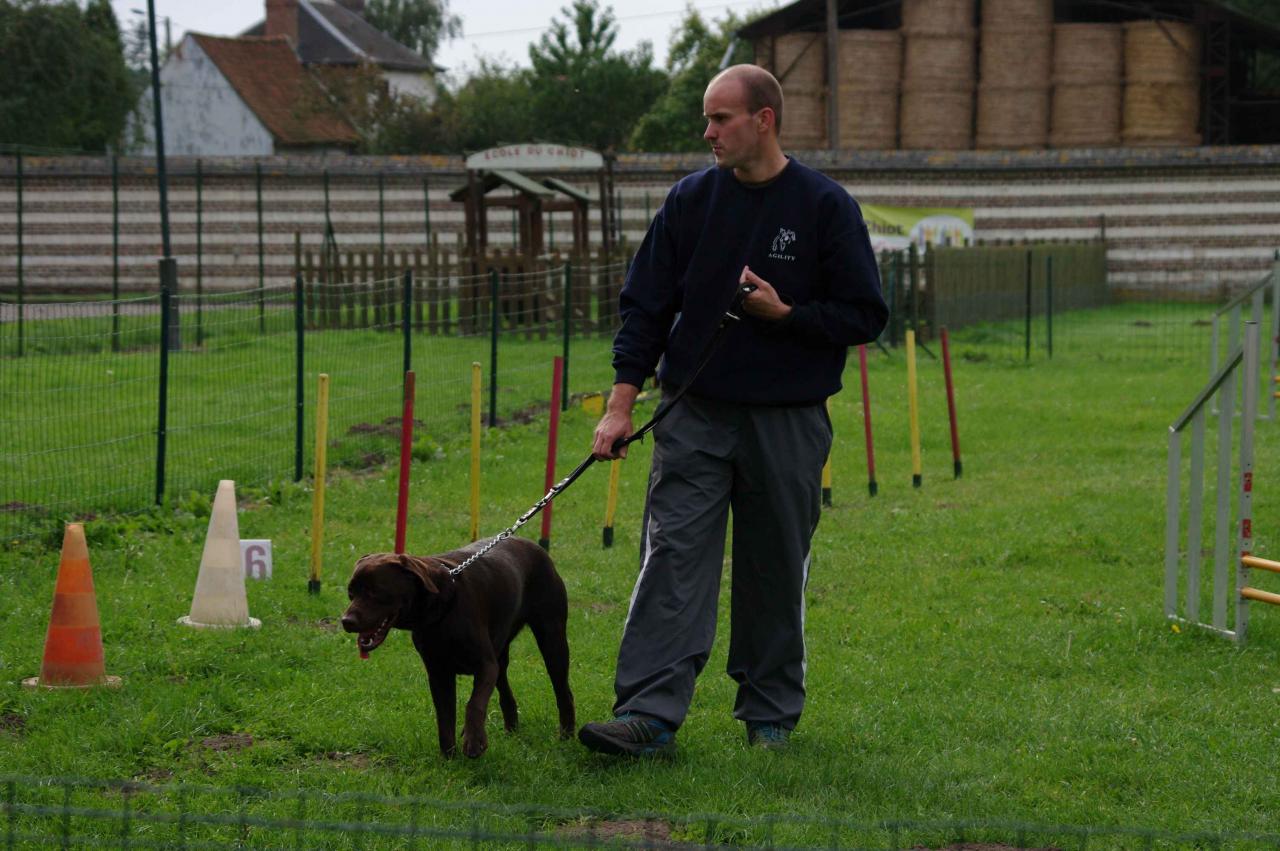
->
xmin=397 ymin=554 xmax=440 ymax=594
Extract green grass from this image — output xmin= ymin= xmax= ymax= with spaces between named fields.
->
xmin=3 ymin=319 xmax=1280 ymax=847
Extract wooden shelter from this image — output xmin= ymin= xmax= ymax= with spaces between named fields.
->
xmin=451 ymin=169 xmax=596 ymax=257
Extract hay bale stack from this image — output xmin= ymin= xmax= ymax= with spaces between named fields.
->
xmin=902 ymin=0 xmax=974 ymax=34
xmin=837 ymin=29 xmax=901 ymax=149
xmin=1050 ymin=23 xmax=1123 ymax=147
xmin=900 ymin=0 xmax=975 ymax=150
xmin=976 ymin=0 xmax=1052 ymax=149
xmin=770 ymin=32 xmax=827 ymax=149
xmin=1122 ymin=20 xmax=1201 ymax=146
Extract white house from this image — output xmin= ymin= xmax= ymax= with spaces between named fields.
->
xmin=246 ymin=0 xmax=438 ymax=102
xmin=132 ymin=33 xmax=360 ymax=156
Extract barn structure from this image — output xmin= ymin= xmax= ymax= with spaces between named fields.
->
xmin=738 ymin=0 xmax=1280 ymax=151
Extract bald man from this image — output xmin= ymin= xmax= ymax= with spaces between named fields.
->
xmin=578 ymin=65 xmax=888 ymax=756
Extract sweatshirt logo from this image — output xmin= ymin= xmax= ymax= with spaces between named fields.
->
xmin=769 ymin=228 xmax=797 ymax=261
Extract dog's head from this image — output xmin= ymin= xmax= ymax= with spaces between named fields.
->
xmin=341 ymin=553 xmax=455 ymax=657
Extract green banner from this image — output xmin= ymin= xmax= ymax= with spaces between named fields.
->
xmin=861 ymin=204 xmax=974 ymax=253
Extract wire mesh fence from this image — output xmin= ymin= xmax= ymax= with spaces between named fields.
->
xmin=0 ymin=261 xmax=625 ymax=545
xmin=3 ymin=775 xmax=1280 ymax=850
xmin=5 ymin=240 xmax=1277 ymax=545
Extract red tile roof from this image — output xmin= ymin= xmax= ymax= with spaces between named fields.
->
xmin=190 ymin=34 xmax=359 ymax=148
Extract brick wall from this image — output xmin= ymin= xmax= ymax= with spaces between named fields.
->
xmin=1 ymin=147 xmax=1277 ymax=299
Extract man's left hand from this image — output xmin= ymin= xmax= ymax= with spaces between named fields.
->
xmin=739 ymin=267 xmax=792 ymax=321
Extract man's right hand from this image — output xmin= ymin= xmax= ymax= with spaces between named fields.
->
xmin=593 ymin=383 xmax=640 ymax=460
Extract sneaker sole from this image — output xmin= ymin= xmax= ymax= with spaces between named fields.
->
xmin=578 ymin=726 xmax=674 ymax=757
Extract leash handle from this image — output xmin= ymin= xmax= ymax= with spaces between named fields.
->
xmin=452 ymin=282 xmax=754 ymax=576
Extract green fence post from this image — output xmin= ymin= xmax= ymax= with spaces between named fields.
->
xmin=909 ymin=242 xmax=920 ymax=339
xmin=195 ymin=158 xmax=204 ymax=347
xmin=490 ymin=268 xmax=500 ymax=428
xmin=423 ymin=176 xmax=431 ymax=246
xmin=112 ymin=154 xmax=121 ymax=352
xmin=1025 ymin=249 xmax=1033 ymax=362
xmin=256 ymin=161 xmax=265 ymax=333
xmin=403 ymin=268 xmax=412 ymax=376
xmin=890 ymin=251 xmax=902 ymax=347
xmin=156 ymin=258 xmax=177 ymax=505
xmin=378 ymin=170 xmax=386 ymax=259
xmin=562 ymin=261 xmax=571 ymax=411
xmin=295 ymin=272 xmax=305 ymax=482
xmin=1046 ymin=254 xmax=1054 ymax=360
xmin=15 ymin=151 xmax=22 ymax=357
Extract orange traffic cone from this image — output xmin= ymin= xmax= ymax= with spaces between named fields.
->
xmin=23 ymin=523 xmax=122 ymax=689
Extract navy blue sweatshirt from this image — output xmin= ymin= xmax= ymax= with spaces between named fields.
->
xmin=612 ymin=159 xmax=889 ymax=405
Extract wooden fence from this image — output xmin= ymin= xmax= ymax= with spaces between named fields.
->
xmin=296 ymin=232 xmax=631 ymax=339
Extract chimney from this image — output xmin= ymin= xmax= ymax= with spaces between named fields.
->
xmin=265 ymin=0 xmax=299 ymax=45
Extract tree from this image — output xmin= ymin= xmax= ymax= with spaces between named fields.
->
xmin=435 ymin=60 xmax=536 ymax=151
xmin=526 ymin=0 xmax=667 ymax=150
xmin=365 ymin=0 xmax=461 ymax=61
xmin=630 ymin=9 xmax=754 ymax=152
xmin=0 ymin=0 xmax=135 ymax=151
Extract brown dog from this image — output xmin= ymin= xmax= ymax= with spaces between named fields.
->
xmin=340 ymin=536 xmax=575 ymax=758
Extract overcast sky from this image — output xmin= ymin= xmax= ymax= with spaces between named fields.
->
xmin=110 ymin=0 xmax=775 ymax=82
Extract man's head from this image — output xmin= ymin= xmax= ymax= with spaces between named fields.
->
xmin=703 ymin=64 xmax=785 ymax=178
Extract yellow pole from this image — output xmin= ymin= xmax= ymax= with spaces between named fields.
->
xmin=821 ymin=398 xmax=833 ymax=507
xmin=603 ymin=458 xmax=622 ymax=547
xmin=309 ymin=373 xmax=330 ymax=593
xmin=907 ymin=330 xmax=922 ymax=488
xmin=469 ymin=362 xmax=482 ymax=541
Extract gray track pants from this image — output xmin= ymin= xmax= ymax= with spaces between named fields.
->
xmin=612 ymin=393 xmax=832 ymax=731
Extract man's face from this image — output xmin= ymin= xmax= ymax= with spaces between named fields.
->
xmin=703 ymin=77 xmax=761 ymax=171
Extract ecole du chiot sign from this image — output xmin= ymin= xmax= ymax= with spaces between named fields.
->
xmin=465 ymin=144 xmax=605 ymax=171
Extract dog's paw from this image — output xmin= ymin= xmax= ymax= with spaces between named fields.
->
xmin=462 ymin=729 xmax=488 ymax=758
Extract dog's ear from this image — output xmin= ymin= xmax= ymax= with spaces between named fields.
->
xmin=396 ymin=554 xmax=442 ymax=594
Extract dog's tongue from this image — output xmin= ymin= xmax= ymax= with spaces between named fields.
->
xmin=359 ymin=648 xmax=369 ymax=660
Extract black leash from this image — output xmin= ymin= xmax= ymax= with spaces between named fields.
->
xmin=449 ymin=283 xmax=756 ymax=576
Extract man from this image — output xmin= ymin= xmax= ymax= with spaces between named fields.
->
xmin=578 ymin=64 xmax=888 ymax=756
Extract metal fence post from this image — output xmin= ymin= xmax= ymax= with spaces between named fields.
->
xmin=562 ymin=261 xmax=572 ymax=411
xmin=195 ymin=158 xmax=204 ymax=347
xmin=403 ymin=269 xmax=412 ymax=376
xmin=378 ymin=170 xmax=386 ymax=259
xmin=1236 ymin=320 xmax=1260 ymax=642
xmin=295 ymin=273 xmax=305 ymax=482
xmin=490 ymin=269 xmax=500 ymax=428
xmin=1024 ymin=249 xmax=1033 ymax=362
xmin=256 ymin=161 xmax=265 ymax=333
xmin=1046 ymin=254 xmax=1054 ymax=359
xmin=15 ymin=151 xmax=23 ymax=357
xmin=1269 ymin=250 xmax=1280 ymax=421
xmin=156 ymin=258 xmax=177 ymax=505
xmin=112 ymin=154 xmax=121 ymax=352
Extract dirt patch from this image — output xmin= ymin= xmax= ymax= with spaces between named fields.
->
xmin=133 ymin=768 xmax=174 ymax=785
xmin=1191 ymin=319 xmax=1213 ymax=327
xmin=0 ymin=501 xmax=42 ymax=514
xmin=1132 ymin=320 xmax=1153 ymax=328
xmin=0 ymin=713 xmax=26 ymax=734
xmin=586 ymin=601 xmax=618 ymax=614
xmin=319 ymin=751 xmax=373 ymax=770
xmin=201 ymin=733 xmax=253 ymax=752
xmin=347 ymin=417 xmax=428 ymax=440
xmin=559 ymin=819 xmax=675 ymax=845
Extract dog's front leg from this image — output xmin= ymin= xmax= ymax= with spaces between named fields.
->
xmin=462 ymin=659 xmax=497 ymax=758
xmin=426 ymin=666 xmax=458 ymax=757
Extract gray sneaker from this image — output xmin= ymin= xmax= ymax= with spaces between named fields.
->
xmin=745 ymin=722 xmax=791 ymax=750
xmin=578 ymin=713 xmax=675 ymax=756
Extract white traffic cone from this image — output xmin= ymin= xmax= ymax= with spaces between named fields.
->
xmin=179 ymin=480 xmax=261 ymax=629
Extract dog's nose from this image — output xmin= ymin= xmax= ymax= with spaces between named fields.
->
xmin=340 ymin=613 xmax=359 ymax=633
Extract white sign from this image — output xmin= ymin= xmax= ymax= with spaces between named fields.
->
xmin=465 ymin=144 xmax=604 ymax=171
xmin=241 ymin=540 xmax=273 ymax=580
